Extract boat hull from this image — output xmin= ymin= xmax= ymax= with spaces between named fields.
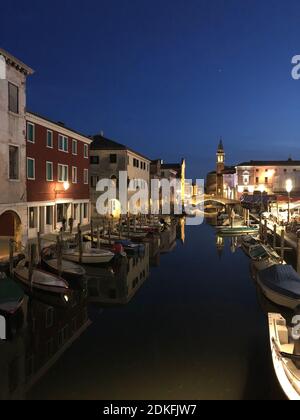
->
xmin=62 ymin=252 xmax=114 ymax=265
xmin=258 ymin=278 xmax=300 ymax=310
xmin=268 ymin=313 xmax=300 ymax=400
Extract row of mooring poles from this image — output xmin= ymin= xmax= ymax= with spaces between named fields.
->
xmin=259 ymin=217 xmax=296 ymax=267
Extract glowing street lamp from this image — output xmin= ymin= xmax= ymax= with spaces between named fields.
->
xmin=286 ymin=179 xmax=293 ymax=224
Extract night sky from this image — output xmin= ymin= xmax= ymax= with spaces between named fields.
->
xmin=2 ymin=0 xmax=300 ymax=178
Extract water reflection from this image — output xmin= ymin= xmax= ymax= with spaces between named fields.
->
xmin=0 ymin=221 xmax=180 ymax=400
xmin=87 ymin=245 xmax=150 ymax=306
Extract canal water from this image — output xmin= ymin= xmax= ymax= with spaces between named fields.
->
xmin=0 ymin=219 xmax=285 ymax=400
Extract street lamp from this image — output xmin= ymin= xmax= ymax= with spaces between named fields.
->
xmin=286 ymin=179 xmax=293 ymax=224
xmin=259 ymin=184 xmax=265 ymax=213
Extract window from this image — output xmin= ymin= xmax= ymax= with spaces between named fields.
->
xmin=72 ymin=166 xmax=77 ymax=184
xmin=84 ymin=169 xmax=89 ymax=184
xmin=58 ymin=164 xmax=68 ymax=182
xmin=46 ymin=206 xmax=53 ymax=226
xmin=84 ymin=144 xmax=89 ymax=159
xmin=47 ymin=130 xmax=53 ymax=148
xmin=9 ymin=145 xmax=19 ymax=180
xmin=90 ymin=156 xmax=99 ymax=164
xmin=110 ymin=154 xmax=117 ymax=164
xmin=91 ymin=175 xmax=99 ymax=188
xmin=57 ymin=204 xmax=64 ymax=223
xmin=29 ymin=207 xmax=37 ymax=229
xmin=46 ymin=161 xmax=53 ymax=181
xmin=83 ymin=203 xmax=89 ymax=219
xmin=58 ymin=135 xmax=68 ymax=152
xmin=256 ymin=177 xmax=259 ymax=184
xmin=27 ymin=158 xmax=35 ymax=180
xmin=265 ymin=177 xmax=268 ymax=184
xmin=27 ymin=123 xmax=35 ymax=143
xmin=73 ymin=204 xmax=78 ymax=221
xmin=8 ymin=82 xmax=19 ymax=114
xmin=72 ymin=140 xmax=77 ymax=155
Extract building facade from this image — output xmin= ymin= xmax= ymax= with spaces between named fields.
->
xmin=90 ymin=134 xmax=151 ymax=218
xmin=25 ymin=112 xmax=92 ymax=238
xmin=0 ymin=49 xmax=33 ymax=250
xmin=236 ymin=159 xmax=300 ymax=197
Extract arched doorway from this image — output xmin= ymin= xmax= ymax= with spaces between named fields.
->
xmin=0 ymin=211 xmax=22 ymax=257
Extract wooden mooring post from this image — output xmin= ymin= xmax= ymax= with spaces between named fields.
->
xmin=119 ymin=217 xmax=122 ymax=239
xmin=264 ymin=219 xmax=268 ymax=244
xmin=29 ymin=244 xmax=35 ymax=288
xmin=108 ymin=220 xmax=112 ymax=245
xmin=37 ymin=232 xmax=42 ymax=265
xmin=127 ymin=215 xmax=130 ymax=238
xmin=78 ymin=224 xmax=83 ymax=264
xmin=57 ymin=236 xmax=62 ymax=277
xmin=97 ymin=225 xmax=101 ymax=249
xmin=90 ymin=219 xmax=94 ymax=246
xmin=297 ymin=231 xmax=300 ymax=275
xmin=9 ymin=239 xmax=14 ymax=277
xmin=273 ymin=224 xmax=277 ymax=249
xmin=280 ymin=229 xmax=285 ymax=263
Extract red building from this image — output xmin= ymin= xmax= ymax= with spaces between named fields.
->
xmin=25 ymin=112 xmax=92 ymax=237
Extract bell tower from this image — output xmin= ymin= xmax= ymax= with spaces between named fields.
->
xmin=216 ymin=139 xmax=225 ymax=196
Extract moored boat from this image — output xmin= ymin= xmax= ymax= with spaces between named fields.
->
xmin=14 ymin=259 xmax=71 ymax=307
xmin=249 ymin=244 xmax=283 ymax=271
xmin=41 ymin=247 xmax=86 ymax=284
xmin=0 ymin=273 xmax=24 ymax=316
xmin=241 ymin=235 xmax=260 ymax=256
xmin=268 ymin=313 xmax=300 ymax=400
xmin=257 ymin=265 xmax=300 ymax=310
xmin=217 ymin=225 xmax=259 ymax=236
xmin=62 ymin=247 xmax=115 ymax=265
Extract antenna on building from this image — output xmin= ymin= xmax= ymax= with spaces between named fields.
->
xmin=100 ymin=130 xmax=104 ymax=137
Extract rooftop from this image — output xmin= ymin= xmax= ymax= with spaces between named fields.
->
xmin=0 ymin=48 xmax=34 ymax=75
xmin=237 ymin=159 xmax=300 ymax=167
xmin=27 ymin=111 xmax=92 ymax=142
xmin=91 ymin=134 xmax=151 ymax=161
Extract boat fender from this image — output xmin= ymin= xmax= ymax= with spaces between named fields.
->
xmin=113 ymin=243 xmax=124 ymax=255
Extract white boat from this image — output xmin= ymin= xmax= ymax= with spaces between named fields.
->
xmin=14 ymin=259 xmax=71 ymax=307
xmin=249 ymin=244 xmax=283 ymax=271
xmin=268 ymin=313 xmax=300 ymax=400
xmin=257 ymin=265 xmax=300 ymax=310
xmin=62 ymin=247 xmax=115 ymax=264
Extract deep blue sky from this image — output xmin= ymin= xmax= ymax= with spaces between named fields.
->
xmin=2 ymin=0 xmax=300 ymax=178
